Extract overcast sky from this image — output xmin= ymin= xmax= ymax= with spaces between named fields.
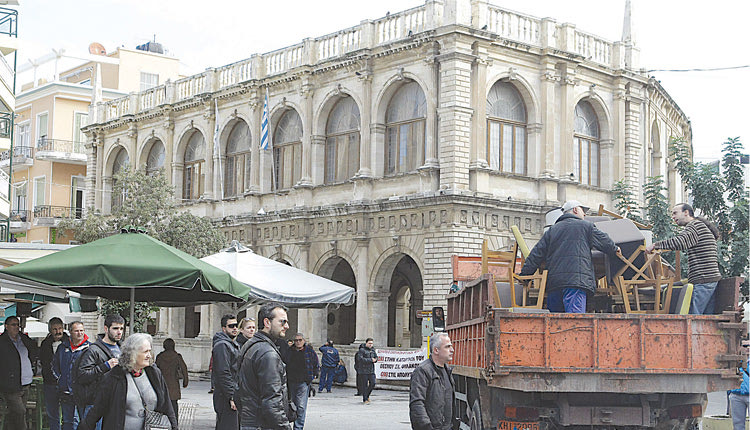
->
xmin=16 ymin=0 xmax=750 ymax=162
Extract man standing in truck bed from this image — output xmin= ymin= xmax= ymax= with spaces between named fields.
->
xmin=521 ymin=200 xmax=620 ymax=313
xmin=646 ymin=203 xmax=721 ymax=314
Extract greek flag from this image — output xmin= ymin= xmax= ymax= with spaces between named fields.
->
xmin=260 ymin=89 xmax=270 ymax=150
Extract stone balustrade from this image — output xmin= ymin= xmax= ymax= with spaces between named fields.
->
xmin=89 ymin=1 xmax=634 ymax=124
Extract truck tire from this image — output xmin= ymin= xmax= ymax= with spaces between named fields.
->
xmin=469 ymin=400 xmax=483 ymax=430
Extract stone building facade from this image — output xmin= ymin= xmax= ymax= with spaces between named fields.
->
xmin=83 ymin=0 xmax=691 ymax=369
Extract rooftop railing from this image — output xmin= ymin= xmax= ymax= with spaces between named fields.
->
xmin=93 ymin=2 xmax=630 ymax=124
xmin=0 ymin=145 xmax=33 ymax=161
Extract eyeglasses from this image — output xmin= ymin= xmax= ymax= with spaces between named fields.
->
xmin=294 ymin=339 xmax=304 ymax=342
xmin=226 ymin=323 xmax=239 ymax=329
xmin=277 ymin=319 xmax=289 ymax=325
xmin=242 ymin=317 xmax=255 ymax=322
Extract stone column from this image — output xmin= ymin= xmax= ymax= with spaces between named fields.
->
xmin=247 ymin=95 xmax=261 ymax=193
xmin=357 ymin=74 xmax=373 ymax=177
xmin=163 ymin=117 xmax=175 ymax=185
xmin=367 ymin=291 xmax=389 ymax=347
xmin=102 ymin=176 xmax=113 ymax=215
xmin=84 ymin=136 xmax=98 ymax=213
xmin=156 ymin=308 xmax=169 ymax=336
xmin=298 ymin=81 xmax=314 ymax=187
xmin=612 ymin=78 xmax=627 ymax=187
xmin=95 ymin=138 xmax=105 ymax=210
xmin=370 ymin=123 xmax=386 ymax=177
xmin=424 ymin=43 xmax=440 ymax=168
xmin=624 ymin=88 xmax=643 ymax=195
xmin=436 ymin=36 xmax=474 ymax=190
xmin=354 ymin=237 xmax=370 ymax=342
xmin=559 ymin=65 xmax=577 ymax=181
xmin=197 ymin=304 xmax=211 ymax=339
xmin=126 ymin=124 xmax=138 ymax=170
xmin=203 ymin=103 xmax=215 ymax=200
xmin=167 ymin=308 xmax=185 ymax=338
xmin=539 ymin=61 xmax=558 ymax=178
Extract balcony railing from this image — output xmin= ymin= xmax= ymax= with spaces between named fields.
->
xmin=0 ymin=111 xmax=11 ymax=139
xmin=9 ymin=209 xmax=27 ymax=222
xmin=0 ymin=145 xmax=33 ymax=162
xmin=33 ymin=205 xmax=83 ymax=219
xmin=37 ymin=137 xmax=85 ymax=154
xmin=0 ymin=7 xmax=17 ymax=38
xmin=0 ymin=166 xmax=7 ymax=200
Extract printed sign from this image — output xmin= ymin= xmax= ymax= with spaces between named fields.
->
xmin=375 ymin=348 xmax=428 ymax=380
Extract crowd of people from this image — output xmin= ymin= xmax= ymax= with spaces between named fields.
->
xmin=0 ymin=200 xmax=742 ymax=430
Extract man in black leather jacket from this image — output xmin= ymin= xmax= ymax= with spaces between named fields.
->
xmin=238 ymin=302 xmax=293 ymax=430
xmin=0 ymin=315 xmax=39 ymax=430
xmin=520 ymin=200 xmax=620 ymax=313
xmin=409 ymin=332 xmax=458 ymax=430
xmin=213 ymin=313 xmax=240 ymax=430
xmin=74 ymin=314 xmax=124 ymax=426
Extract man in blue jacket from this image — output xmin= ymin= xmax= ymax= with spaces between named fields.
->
xmin=521 ymin=200 xmax=620 ymax=313
xmin=729 ymin=340 xmax=750 ymax=430
xmin=53 ymin=321 xmax=90 ymax=430
xmin=318 ymin=340 xmax=339 ymax=393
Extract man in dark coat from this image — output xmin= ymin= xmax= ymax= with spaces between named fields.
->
xmin=286 ymin=332 xmax=319 ymax=430
xmin=74 ymin=314 xmax=124 ymax=427
xmin=0 ymin=315 xmax=39 ymax=430
xmin=409 ymin=332 xmax=457 ymax=430
xmin=40 ymin=317 xmax=68 ymax=430
xmin=238 ymin=302 xmax=293 ymax=430
xmin=318 ymin=339 xmax=339 ymax=393
xmin=355 ymin=338 xmax=378 ymax=403
xmin=213 ymin=314 xmax=240 ymax=430
xmin=155 ymin=338 xmax=189 ymax=423
xmin=520 ymin=200 xmax=620 ymax=313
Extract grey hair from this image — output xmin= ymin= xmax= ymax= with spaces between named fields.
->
xmin=120 ymin=333 xmax=153 ymax=372
xmin=430 ymin=332 xmax=450 ymax=353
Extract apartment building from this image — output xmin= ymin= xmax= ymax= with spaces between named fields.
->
xmin=0 ymin=4 xmax=18 ymax=240
xmin=4 ymin=43 xmax=180 ymax=243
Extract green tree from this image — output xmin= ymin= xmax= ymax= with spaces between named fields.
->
xmin=670 ymin=136 xmax=749 ymax=296
xmin=612 ymin=179 xmax=644 ymax=224
xmin=58 ymin=168 xmax=226 ymax=330
xmin=642 ymin=176 xmax=673 ymax=242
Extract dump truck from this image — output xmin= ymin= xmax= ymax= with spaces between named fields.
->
xmin=446 ymin=275 xmax=745 ymax=430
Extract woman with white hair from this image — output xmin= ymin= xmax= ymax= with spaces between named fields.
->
xmin=79 ymin=333 xmax=177 ymax=430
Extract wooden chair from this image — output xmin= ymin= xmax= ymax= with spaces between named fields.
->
xmin=509 ymin=270 xmax=548 ymax=309
xmin=614 ymin=246 xmax=675 ymax=314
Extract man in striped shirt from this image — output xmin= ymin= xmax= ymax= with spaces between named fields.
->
xmin=646 ymin=203 xmax=721 ymax=314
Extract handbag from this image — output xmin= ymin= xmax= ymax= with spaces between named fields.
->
xmin=131 ymin=373 xmax=172 ymax=430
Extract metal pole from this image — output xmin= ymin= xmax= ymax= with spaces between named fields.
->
xmin=130 ymin=287 xmax=135 ymax=334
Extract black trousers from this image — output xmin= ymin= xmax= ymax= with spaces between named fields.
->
xmin=362 ymin=374 xmax=376 ymax=402
xmin=213 ymin=392 xmax=238 ymax=430
xmin=355 ymin=372 xmax=366 ymax=395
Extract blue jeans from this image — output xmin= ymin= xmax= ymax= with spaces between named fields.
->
xmin=59 ymin=399 xmax=77 ymax=430
xmin=730 ymin=392 xmax=749 ymax=430
xmin=690 ymin=281 xmax=718 ymax=314
xmin=78 ymin=404 xmax=102 ymax=430
xmin=547 ymin=288 xmax=587 ymax=313
xmin=289 ymin=382 xmax=309 ymax=430
xmin=44 ymin=384 xmax=61 ymax=430
xmin=319 ymin=366 xmax=334 ymax=392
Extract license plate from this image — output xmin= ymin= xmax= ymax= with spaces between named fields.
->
xmin=497 ymin=420 xmax=540 ymax=430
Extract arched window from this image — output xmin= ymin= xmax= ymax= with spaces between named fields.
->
xmin=650 ymin=121 xmax=660 ymax=177
xmin=183 ymin=130 xmax=205 ymax=201
xmin=385 ymin=81 xmax=426 ymax=175
xmin=487 ymin=81 xmax=527 ymax=175
xmin=145 ymin=140 xmax=165 ymax=176
xmin=325 ymin=97 xmax=360 ymax=183
xmin=573 ymin=101 xmax=600 ymax=186
xmin=224 ymin=121 xmax=251 ymax=197
xmin=273 ymin=110 xmax=303 ymax=189
xmin=112 ymin=148 xmax=129 ymax=210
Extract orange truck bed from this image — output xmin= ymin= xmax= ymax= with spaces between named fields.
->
xmin=447 ymin=275 xmax=744 ymax=394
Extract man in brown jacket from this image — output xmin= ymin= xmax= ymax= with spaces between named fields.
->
xmin=155 ymin=338 xmax=189 ymax=422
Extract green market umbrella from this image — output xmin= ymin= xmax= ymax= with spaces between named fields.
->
xmin=0 ymin=229 xmax=251 ymax=327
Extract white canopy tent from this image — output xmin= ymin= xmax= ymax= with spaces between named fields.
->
xmin=201 ymin=242 xmax=355 ymax=308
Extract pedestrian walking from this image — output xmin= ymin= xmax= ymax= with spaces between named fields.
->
xmin=353 ymin=342 xmax=365 ymax=396
xmin=155 ymin=338 xmax=189 ymax=423
xmin=729 ymin=340 xmax=750 ymax=430
xmin=0 ymin=315 xmax=39 ymax=430
xmin=318 ymin=340 xmax=339 ymax=393
xmin=53 ymin=321 xmax=90 ymax=430
xmin=238 ymin=302 xmax=293 ymax=430
xmin=355 ymin=338 xmax=378 ymax=404
xmin=409 ymin=332 xmax=458 ymax=430
xmin=78 ymin=333 xmax=177 ymax=430
xmin=74 ymin=314 xmax=125 ymax=430
xmin=646 ymin=203 xmax=722 ymax=314
xmin=40 ymin=317 xmax=69 ymax=430
xmin=286 ymin=333 xmax=319 ymax=430
xmin=235 ymin=317 xmax=256 ymax=347
xmin=212 ymin=314 xmax=240 ymax=430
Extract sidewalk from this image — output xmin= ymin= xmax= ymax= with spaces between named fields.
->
xmin=179 ymin=380 xmax=411 ymax=429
